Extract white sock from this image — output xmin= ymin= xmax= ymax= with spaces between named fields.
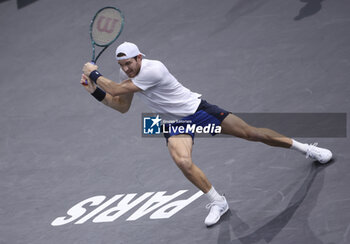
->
xmin=290 ymin=139 xmax=308 ymax=154
xmin=205 ymin=186 xmax=223 ymax=202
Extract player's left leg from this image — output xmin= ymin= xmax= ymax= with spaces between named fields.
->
xmin=221 ymin=113 xmax=292 ymax=147
xmin=220 ymin=113 xmax=333 ymax=163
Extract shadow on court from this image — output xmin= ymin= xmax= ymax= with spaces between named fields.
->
xmin=217 ymin=163 xmax=328 ymax=244
xmin=211 ymin=0 xmax=271 ymax=34
xmin=294 ymin=0 xmax=325 ymax=21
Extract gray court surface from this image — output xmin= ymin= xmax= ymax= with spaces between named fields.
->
xmin=1 ymin=0 xmax=350 ymax=243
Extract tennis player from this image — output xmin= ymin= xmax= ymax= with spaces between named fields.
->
xmin=81 ymin=42 xmax=333 ymax=227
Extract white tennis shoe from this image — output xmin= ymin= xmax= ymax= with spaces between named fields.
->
xmin=306 ymin=143 xmax=333 ymax=164
xmin=204 ymin=196 xmax=229 ymax=227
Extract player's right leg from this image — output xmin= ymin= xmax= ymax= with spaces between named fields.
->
xmin=167 ymin=134 xmax=229 ymax=226
xmin=167 ymin=134 xmax=211 ymax=192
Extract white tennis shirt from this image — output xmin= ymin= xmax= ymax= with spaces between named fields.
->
xmin=119 ymin=59 xmax=201 ymax=115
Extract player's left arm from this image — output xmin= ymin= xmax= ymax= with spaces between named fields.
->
xmin=96 ymin=76 xmax=141 ymax=95
xmin=82 ymin=62 xmax=142 ymax=96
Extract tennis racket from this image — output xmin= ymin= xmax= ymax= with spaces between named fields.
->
xmin=84 ymin=6 xmax=124 ymax=85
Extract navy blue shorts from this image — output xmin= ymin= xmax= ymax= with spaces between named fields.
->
xmin=163 ymin=99 xmax=230 ymax=141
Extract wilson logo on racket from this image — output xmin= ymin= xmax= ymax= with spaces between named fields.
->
xmin=89 ymin=7 xmax=124 ymax=63
xmin=96 ymin=16 xmax=119 ymax=33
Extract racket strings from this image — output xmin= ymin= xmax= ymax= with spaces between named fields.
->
xmin=91 ymin=8 xmax=123 ymax=46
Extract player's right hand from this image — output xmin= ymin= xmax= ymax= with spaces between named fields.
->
xmin=80 ymin=74 xmax=96 ymax=94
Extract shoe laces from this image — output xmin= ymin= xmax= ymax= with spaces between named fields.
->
xmin=206 ymin=202 xmax=216 ymax=209
xmin=306 ymin=142 xmax=319 ymax=159
xmin=205 ymin=197 xmax=225 ymax=210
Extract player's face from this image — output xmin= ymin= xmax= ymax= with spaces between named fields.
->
xmin=118 ymin=56 xmax=142 ymax=78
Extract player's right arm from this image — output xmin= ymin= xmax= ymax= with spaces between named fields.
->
xmin=102 ymin=91 xmax=134 ymax=114
xmin=80 ymin=74 xmax=134 ymax=114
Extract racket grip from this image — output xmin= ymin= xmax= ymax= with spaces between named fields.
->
xmin=83 ymin=61 xmax=95 ymax=85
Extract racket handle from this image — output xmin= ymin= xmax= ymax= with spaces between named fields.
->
xmin=83 ymin=62 xmax=96 ymax=85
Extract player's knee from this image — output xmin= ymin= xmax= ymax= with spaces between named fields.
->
xmin=242 ymin=126 xmax=260 ymax=141
xmin=174 ymin=155 xmax=193 ymax=174
xmin=244 ymin=126 xmax=274 ymax=143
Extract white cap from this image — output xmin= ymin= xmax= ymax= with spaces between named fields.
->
xmin=115 ymin=42 xmax=145 ymax=61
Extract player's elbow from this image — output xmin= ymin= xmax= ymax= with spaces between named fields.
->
xmin=118 ymin=103 xmax=131 ymax=114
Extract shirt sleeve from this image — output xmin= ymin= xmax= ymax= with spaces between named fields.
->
xmin=131 ymin=61 xmax=163 ymax=91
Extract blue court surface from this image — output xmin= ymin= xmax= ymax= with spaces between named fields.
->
xmin=1 ymin=0 xmax=349 ymax=243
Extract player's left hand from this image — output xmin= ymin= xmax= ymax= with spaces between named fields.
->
xmin=82 ymin=62 xmax=99 ymax=76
